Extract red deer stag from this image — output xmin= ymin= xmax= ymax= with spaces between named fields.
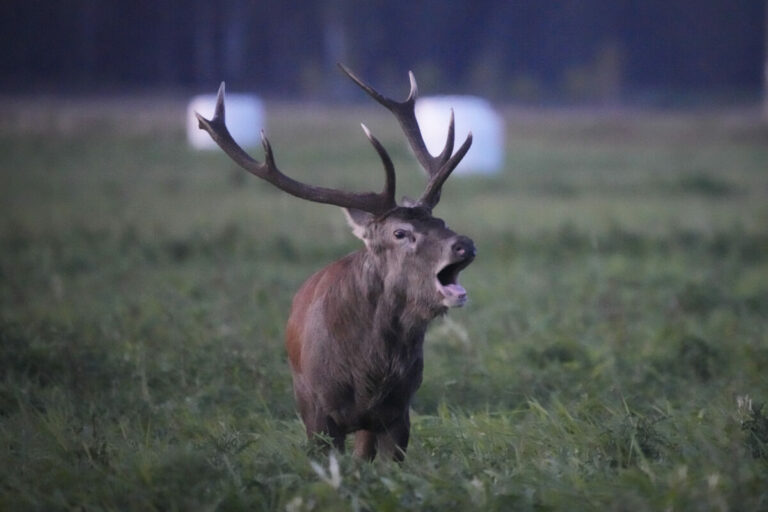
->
xmin=196 ymin=65 xmax=475 ymax=461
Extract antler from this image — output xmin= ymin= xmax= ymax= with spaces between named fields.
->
xmin=196 ymin=82 xmax=396 ymax=215
xmin=338 ymin=64 xmax=472 ymax=209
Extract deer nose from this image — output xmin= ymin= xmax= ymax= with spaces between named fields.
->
xmin=451 ymin=237 xmax=476 ymax=259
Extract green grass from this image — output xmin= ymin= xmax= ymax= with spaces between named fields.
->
xmin=1 ymin=99 xmax=767 ymax=510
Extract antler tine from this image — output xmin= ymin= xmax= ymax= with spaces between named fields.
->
xmin=418 ymin=132 xmax=473 ymax=209
xmin=196 ymin=82 xmax=396 ymax=215
xmin=361 ymin=123 xmax=396 ymax=208
xmin=338 ymin=63 xmax=461 ymax=179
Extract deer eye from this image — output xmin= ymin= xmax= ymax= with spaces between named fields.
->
xmin=393 ymin=229 xmax=408 ymax=240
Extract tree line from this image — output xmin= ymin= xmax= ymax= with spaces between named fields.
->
xmin=1 ymin=0 xmax=764 ymax=104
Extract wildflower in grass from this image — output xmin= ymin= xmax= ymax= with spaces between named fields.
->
xmin=310 ymin=453 xmax=342 ymax=490
xmin=736 ymin=395 xmax=753 ymax=421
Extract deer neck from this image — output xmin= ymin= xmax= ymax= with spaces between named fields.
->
xmin=357 ymin=250 xmax=435 ymax=343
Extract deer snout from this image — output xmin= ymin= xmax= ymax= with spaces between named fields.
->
xmin=451 ymin=236 xmax=476 ymax=259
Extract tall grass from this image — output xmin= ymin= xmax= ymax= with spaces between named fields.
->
xmin=1 ymin=100 xmax=767 ymax=510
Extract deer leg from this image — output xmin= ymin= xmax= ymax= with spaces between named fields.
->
xmin=299 ymin=398 xmax=346 ymax=453
xmin=376 ymin=413 xmax=410 ymax=462
xmin=326 ymin=416 xmax=346 ymax=452
xmin=353 ymin=430 xmax=377 ymax=460
xmin=306 ymin=419 xmax=346 ymax=453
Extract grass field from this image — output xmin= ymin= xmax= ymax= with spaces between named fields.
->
xmin=1 ymin=97 xmax=767 ymax=511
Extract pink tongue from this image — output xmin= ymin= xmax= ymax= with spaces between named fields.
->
xmin=443 ymin=283 xmax=467 ymax=297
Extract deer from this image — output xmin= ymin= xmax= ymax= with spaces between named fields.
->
xmin=195 ymin=64 xmax=475 ymax=461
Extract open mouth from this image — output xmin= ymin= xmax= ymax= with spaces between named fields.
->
xmin=436 ymin=258 xmax=473 ymax=305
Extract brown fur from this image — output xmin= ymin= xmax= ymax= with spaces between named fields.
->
xmin=285 ymin=206 xmax=474 ymax=460
xmin=196 ymin=67 xmax=476 ymax=461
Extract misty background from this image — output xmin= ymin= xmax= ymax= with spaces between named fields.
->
xmin=2 ymin=0 xmax=766 ymax=107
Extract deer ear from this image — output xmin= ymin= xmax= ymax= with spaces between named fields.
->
xmin=343 ymin=208 xmax=374 ymax=241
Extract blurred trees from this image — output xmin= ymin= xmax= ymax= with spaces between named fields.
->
xmin=0 ymin=0 xmax=764 ymax=104
xmin=764 ymin=0 xmax=768 ymax=114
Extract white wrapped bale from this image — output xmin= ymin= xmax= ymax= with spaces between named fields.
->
xmin=187 ymin=92 xmax=264 ymax=150
xmin=415 ymin=96 xmax=504 ymax=175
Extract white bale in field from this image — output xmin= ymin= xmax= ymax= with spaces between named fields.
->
xmin=187 ymin=92 xmax=264 ymax=150
xmin=415 ymin=96 xmax=504 ymax=175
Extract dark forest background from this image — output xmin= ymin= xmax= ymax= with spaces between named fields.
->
xmin=1 ymin=0 xmax=766 ymax=105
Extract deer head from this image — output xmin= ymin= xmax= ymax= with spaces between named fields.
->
xmin=196 ymin=65 xmax=475 ymax=460
xmin=196 ymin=64 xmax=475 ymax=315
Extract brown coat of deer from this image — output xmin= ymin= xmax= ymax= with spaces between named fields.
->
xmin=196 ymin=65 xmax=475 ymax=461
